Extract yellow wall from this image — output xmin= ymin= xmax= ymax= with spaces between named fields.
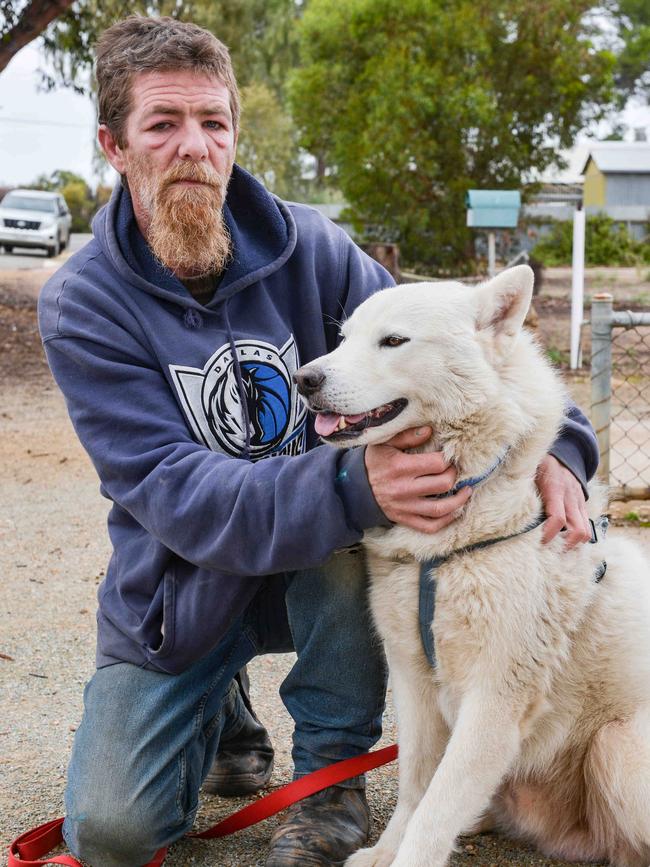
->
xmin=583 ymin=158 xmax=606 ymax=207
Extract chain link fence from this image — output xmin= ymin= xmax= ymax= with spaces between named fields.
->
xmin=590 ymin=294 xmax=650 ymax=500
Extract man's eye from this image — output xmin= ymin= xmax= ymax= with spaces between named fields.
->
xmin=380 ymin=335 xmax=410 ymax=348
xmin=205 ymin=120 xmax=224 ymax=130
xmin=150 ymin=122 xmax=171 ymax=131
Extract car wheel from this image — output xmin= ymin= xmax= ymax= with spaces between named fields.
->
xmin=60 ymin=234 xmax=68 ymax=251
xmin=47 ymin=238 xmax=61 ymax=258
xmin=3 ymin=245 xmax=13 ymax=253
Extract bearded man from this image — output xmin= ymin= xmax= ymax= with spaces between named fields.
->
xmin=38 ymin=15 xmax=600 ymax=867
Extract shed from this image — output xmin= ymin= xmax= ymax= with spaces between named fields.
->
xmin=581 ymin=143 xmax=650 ymax=237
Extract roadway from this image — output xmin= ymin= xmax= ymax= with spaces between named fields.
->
xmin=0 ymin=233 xmax=92 ymax=270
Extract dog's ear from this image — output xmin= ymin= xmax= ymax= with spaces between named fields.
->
xmin=475 ymin=265 xmax=534 ymax=357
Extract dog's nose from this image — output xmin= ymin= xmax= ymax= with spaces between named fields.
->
xmin=293 ymin=366 xmax=326 ymax=396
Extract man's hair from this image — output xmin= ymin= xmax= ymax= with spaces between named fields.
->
xmin=95 ymin=16 xmax=240 ymax=147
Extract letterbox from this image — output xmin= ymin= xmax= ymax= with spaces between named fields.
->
xmin=466 ymin=190 xmax=521 ymax=228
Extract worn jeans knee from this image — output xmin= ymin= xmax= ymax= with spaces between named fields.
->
xmin=63 ymin=802 xmax=168 ymax=867
xmin=64 ymin=623 xmax=256 ymax=866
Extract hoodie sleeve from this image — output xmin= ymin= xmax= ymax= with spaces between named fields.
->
xmin=42 ymin=325 xmax=391 ymax=577
xmin=548 ymin=398 xmax=599 ymax=496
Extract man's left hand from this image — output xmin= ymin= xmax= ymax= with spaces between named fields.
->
xmin=535 ymin=454 xmax=591 ymax=548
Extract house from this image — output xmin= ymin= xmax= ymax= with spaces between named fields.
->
xmin=581 ymin=142 xmax=650 ymax=238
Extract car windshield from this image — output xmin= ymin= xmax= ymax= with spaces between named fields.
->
xmin=1 ymin=194 xmax=57 ymax=213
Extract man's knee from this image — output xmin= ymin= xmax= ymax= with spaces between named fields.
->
xmin=64 ymin=804 xmax=166 ymax=867
xmin=64 ymin=758 xmax=190 ymax=866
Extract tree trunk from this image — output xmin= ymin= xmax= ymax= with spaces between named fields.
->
xmin=0 ymin=0 xmax=76 ymax=74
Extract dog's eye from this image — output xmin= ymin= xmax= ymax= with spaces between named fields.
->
xmin=380 ymin=335 xmax=410 ymax=348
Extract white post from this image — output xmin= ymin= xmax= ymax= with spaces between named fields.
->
xmin=570 ymin=206 xmax=586 ymax=369
xmin=487 ymin=231 xmax=496 ymax=277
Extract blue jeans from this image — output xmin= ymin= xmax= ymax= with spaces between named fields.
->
xmin=63 ymin=548 xmax=387 ymax=866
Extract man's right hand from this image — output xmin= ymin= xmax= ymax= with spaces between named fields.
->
xmin=365 ymin=426 xmax=472 ymax=534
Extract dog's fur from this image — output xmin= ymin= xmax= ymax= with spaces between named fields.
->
xmin=297 ymin=266 xmax=650 ymax=867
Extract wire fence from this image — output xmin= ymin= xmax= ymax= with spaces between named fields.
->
xmin=591 ymin=294 xmax=650 ymax=500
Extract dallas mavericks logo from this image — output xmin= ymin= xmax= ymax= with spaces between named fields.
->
xmin=169 ymin=336 xmax=307 ymax=460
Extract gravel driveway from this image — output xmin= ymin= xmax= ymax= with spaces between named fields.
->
xmin=2 ymin=285 xmax=649 ymax=867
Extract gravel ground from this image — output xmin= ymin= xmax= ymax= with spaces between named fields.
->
xmin=1 ymin=277 xmax=650 ymax=867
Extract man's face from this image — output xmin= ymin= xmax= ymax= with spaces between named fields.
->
xmin=99 ymin=69 xmax=237 ymax=277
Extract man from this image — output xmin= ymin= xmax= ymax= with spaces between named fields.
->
xmin=38 ymin=15 xmax=599 ymax=867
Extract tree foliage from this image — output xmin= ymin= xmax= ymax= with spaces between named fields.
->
xmin=237 ymin=82 xmax=302 ymax=198
xmin=289 ymin=0 xmax=619 ymax=271
xmin=0 ymin=0 xmax=75 ymax=73
xmin=608 ymin=0 xmax=650 ymax=99
xmin=38 ymin=0 xmax=301 ymax=97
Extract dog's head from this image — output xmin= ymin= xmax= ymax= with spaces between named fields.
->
xmin=295 ymin=265 xmax=534 ymax=446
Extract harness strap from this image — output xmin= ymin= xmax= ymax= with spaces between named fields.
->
xmin=418 ymin=515 xmax=608 ymax=668
xmin=433 ymin=450 xmax=508 ymax=499
xmin=418 ymin=514 xmax=547 ymax=668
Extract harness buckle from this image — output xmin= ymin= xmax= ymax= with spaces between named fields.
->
xmin=589 ymin=515 xmax=609 ymax=544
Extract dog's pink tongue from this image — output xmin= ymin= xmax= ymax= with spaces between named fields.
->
xmin=315 ymin=412 xmax=343 ymax=436
xmin=315 ymin=412 xmax=368 ymax=436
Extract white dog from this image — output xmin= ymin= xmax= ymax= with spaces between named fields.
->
xmin=295 ymin=266 xmax=650 ymax=867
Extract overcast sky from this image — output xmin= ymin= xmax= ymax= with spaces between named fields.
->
xmin=0 ymin=43 xmax=99 ymax=187
xmin=0 ymin=40 xmax=649 ymax=190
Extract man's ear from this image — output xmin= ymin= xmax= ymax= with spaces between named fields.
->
xmin=475 ymin=264 xmax=534 ymax=357
xmin=98 ymin=124 xmax=127 ymax=175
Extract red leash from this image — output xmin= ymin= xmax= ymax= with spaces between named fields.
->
xmin=8 ymin=744 xmax=398 ymax=866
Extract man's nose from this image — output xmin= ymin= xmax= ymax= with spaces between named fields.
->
xmin=293 ymin=366 xmax=326 ymax=396
xmin=178 ymin=121 xmax=209 ymax=161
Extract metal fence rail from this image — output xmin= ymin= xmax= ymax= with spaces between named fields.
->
xmin=591 ymin=293 xmax=650 ymax=500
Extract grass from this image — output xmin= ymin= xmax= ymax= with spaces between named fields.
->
xmin=546 ymin=346 xmax=569 ymax=367
xmin=622 ymin=512 xmax=650 ymax=527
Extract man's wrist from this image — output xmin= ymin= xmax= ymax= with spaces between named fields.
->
xmin=547 ymin=443 xmax=589 ymax=499
xmin=335 ymin=447 xmax=392 ymax=532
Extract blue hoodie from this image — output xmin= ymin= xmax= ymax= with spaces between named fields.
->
xmin=38 ymin=166 xmax=598 ymax=674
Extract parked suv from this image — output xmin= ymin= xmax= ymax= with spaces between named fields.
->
xmin=0 ymin=189 xmax=72 ymax=257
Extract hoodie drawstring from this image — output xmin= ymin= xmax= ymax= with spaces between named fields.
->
xmin=222 ymin=299 xmax=252 ymax=459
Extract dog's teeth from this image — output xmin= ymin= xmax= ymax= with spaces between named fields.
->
xmin=337 ymin=417 xmax=347 ymax=431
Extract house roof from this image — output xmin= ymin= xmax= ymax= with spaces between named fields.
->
xmin=581 ymin=142 xmax=650 ymax=175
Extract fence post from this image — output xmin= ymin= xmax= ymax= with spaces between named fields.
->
xmin=590 ymin=293 xmax=613 ymax=483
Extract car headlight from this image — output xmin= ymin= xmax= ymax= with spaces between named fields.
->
xmin=40 ymin=217 xmax=56 ymax=228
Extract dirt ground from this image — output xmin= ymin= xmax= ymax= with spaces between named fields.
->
xmin=1 ymin=260 xmax=650 ymax=866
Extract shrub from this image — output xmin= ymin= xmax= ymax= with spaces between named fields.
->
xmin=532 ymin=213 xmax=650 ymax=267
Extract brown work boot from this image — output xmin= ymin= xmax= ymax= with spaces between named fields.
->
xmin=203 ymin=667 xmax=274 ymax=797
xmin=265 ymin=785 xmax=370 ymax=866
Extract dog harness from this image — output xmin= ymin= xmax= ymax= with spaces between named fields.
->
xmin=418 ymin=515 xmax=609 ymax=668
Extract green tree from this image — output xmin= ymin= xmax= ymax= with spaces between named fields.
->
xmin=289 ymin=0 xmax=619 ymax=271
xmin=0 ymin=0 xmax=74 ymax=73
xmin=237 ymin=81 xmax=303 ymax=198
xmin=38 ymin=0 xmax=301 ymax=98
xmin=609 ymin=0 xmax=650 ymax=100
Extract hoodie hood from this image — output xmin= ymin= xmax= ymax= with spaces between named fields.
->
xmin=91 ymin=163 xmax=297 ymax=307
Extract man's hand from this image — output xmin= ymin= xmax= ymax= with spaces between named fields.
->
xmin=365 ymin=426 xmax=472 ymax=534
xmin=535 ymin=454 xmax=591 ymax=548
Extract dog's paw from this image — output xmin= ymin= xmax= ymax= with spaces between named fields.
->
xmin=345 ymin=845 xmax=396 ymax=867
